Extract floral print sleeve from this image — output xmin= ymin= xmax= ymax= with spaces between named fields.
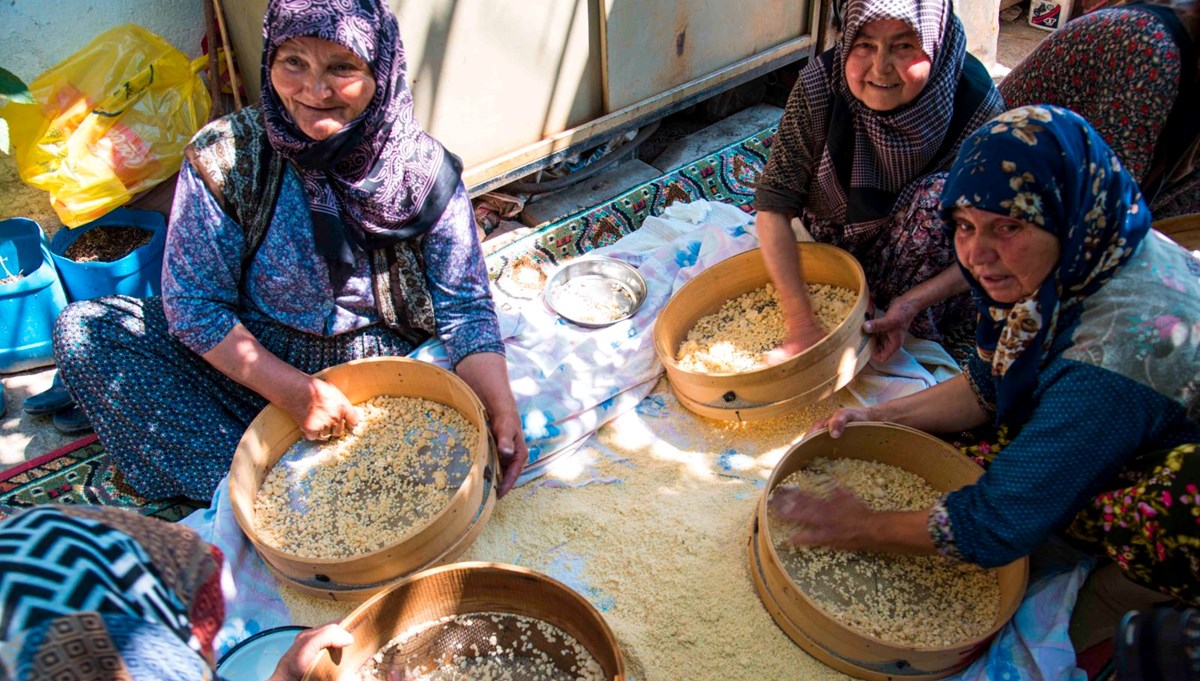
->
xmin=928 ymin=494 xmax=965 ymax=561
xmin=421 ymin=184 xmax=504 ymax=367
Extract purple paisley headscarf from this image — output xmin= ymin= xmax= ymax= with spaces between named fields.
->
xmin=260 ymin=0 xmax=462 ymax=276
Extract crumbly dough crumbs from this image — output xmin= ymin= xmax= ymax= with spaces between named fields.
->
xmin=676 ymin=283 xmax=856 ymax=373
xmin=253 ymin=395 xmax=477 ymax=559
xmin=769 ymin=457 xmax=1001 ymax=647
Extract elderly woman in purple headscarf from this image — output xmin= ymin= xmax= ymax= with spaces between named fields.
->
xmin=755 ymin=0 xmax=1004 ymax=362
xmin=53 ymin=0 xmax=528 ymax=503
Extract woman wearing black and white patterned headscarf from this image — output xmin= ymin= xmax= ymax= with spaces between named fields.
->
xmin=755 ymin=0 xmax=1003 ymax=362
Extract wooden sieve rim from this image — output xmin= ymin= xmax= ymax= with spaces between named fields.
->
xmin=229 ymin=357 xmax=493 ymax=571
xmin=653 ymin=242 xmax=869 ymax=377
xmin=302 ymin=561 xmax=626 ymax=680
xmin=755 ymin=422 xmax=1029 ymax=653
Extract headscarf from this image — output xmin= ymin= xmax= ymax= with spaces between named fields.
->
xmin=0 ymin=506 xmax=225 ymax=680
xmin=260 ymin=0 xmax=462 ymax=281
xmin=797 ymin=0 xmax=1002 ymax=246
xmin=941 ymin=105 xmax=1151 ymax=424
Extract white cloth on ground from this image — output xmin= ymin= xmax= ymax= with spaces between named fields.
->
xmin=182 ymin=199 xmax=995 ymax=662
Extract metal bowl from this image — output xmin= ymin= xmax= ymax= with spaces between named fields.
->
xmin=543 ymin=255 xmax=648 ymax=328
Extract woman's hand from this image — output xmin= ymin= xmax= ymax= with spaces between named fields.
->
xmin=769 ymin=484 xmax=876 ymax=551
xmin=766 ymin=313 xmax=827 ymax=365
xmin=806 ymin=405 xmax=875 ymax=438
xmin=489 ymin=405 xmax=529 ymax=497
xmin=454 ymin=352 xmax=529 ymax=497
xmin=863 ymin=298 xmax=918 ymax=362
xmin=267 ymin=624 xmax=354 ymax=681
xmin=286 ymin=376 xmax=360 ymax=442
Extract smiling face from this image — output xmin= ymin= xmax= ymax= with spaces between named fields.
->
xmin=951 ymin=206 xmax=1062 ymax=304
xmin=269 ymin=36 xmax=376 ymax=141
xmin=844 ymin=19 xmax=932 ymax=111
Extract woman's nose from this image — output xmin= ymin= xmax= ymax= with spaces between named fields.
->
xmin=304 ymin=73 xmax=333 ymax=100
xmin=874 ymin=49 xmax=893 ymax=74
xmin=958 ymin=233 xmax=994 ymax=266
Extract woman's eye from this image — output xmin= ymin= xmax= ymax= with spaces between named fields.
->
xmin=955 ymin=221 xmax=974 ymax=233
xmin=996 ymin=222 xmax=1022 ymax=236
xmin=853 ymin=41 xmax=873 ymax=51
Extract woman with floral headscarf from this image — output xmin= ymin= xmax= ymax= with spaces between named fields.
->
xmin=51 ymin=0 xmax=528 ymax=502
xmin=755 ymin=0 xmax=1004 ymax=362
xmin=772 ymin=106 xmax=1200 ymax=604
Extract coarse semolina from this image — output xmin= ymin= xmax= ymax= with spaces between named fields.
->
xmin=356 ymin=612 xmax=605 ymax=681
xmin=769 ymin=458 xmax=1001 ymax=647
xmin=676 ymin=283 xmax=856 ymax=373
xmin=254 ymin=395 xmax=477 ymax=559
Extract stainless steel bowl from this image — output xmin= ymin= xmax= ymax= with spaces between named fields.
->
xmin=543 ymin=256 xmax=648 ymax=328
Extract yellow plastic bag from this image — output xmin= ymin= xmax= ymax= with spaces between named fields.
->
xmin=2 ymin=25 xmax=211 ymax=227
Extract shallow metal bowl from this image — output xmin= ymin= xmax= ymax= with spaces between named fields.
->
xmin=543 ymin=255 xmax=647 ymax=328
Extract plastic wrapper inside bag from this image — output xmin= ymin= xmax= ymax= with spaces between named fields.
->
xmin=1 ymin=24 xmax=211 ymax=227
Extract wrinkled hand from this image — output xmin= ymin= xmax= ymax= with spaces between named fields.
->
xmin=805 ymin=406 xmax=873 ymax=438
xmin=293 ymin=377 xmax=359 ymax=442
xmin=267 ymin=624 xmax=354 ymax=681
xmin=769 ymin=484 xmax=874 ymax=551
xmin=766 ymin=313 xmax=827 ymax=366
xmin=862 ymin=299 xmax=918 ymax=362
xmin=490 ymin=408 xmax=529 ymax=498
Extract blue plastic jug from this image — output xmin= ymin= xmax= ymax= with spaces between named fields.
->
xmin=0 ymin=218 xmax=69 ymax=373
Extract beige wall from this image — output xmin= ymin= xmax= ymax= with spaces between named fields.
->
xmin=0 ymin=0 xmax=204 ymax=238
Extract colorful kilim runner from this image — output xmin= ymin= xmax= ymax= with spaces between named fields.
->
xmin=0 ymin=125 xmax=779 ymax=520
xmin=485 ymin=126 xmax=774 ymax=311
xmin=0 ymin=434 xmax=204 ymax=522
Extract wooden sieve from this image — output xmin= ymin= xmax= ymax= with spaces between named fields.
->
xmin=302 ymin=562 xmax=625 ymax=680
xmin=229 ymin=357 xmax=498 ymax=601
xmin=748 ymin=422 xmax=1028 ymax=680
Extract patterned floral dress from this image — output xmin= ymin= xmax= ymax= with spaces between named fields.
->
xmin=1000 ymin=5 xmax=1200 ymax=219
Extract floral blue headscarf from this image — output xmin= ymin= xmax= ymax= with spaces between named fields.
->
xmin=941 ymin=105 xmax=1151 ymax=424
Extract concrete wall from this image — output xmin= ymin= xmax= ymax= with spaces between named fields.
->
xmin=956 ymin=0 xmax=1001 ymax=70
xmin=0 ymin=0 xmax=205 ymax=237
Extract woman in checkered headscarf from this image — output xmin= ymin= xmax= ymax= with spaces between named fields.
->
xmin=755 ymin=0 xmax=1003 ymax=363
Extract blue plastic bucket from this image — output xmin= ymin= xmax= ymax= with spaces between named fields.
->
xmin=49 ymin=208 xmax=167 ymax=302
xmin=216 ymin=626 xmax=307 ymax=681
xmin=0 ymin=218 xmax=69 ymax=373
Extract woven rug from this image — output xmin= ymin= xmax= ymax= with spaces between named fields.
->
xmin=0 ymin=125 xmax=779 ymax=521
xmin=0 ymin=434 xmax=204 ymax=522
xmin=486 ymin=126 xmax=774 ymax=311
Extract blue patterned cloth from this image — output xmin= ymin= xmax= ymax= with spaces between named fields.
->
xmin=932 ymin=106 xmax=1200 ymax=567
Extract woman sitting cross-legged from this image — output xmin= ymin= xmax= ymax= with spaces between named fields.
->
xmin=52 ymin=0 xmax=527 ymax=502
xmin=773 ymin=105 xmax=1200 ymax=605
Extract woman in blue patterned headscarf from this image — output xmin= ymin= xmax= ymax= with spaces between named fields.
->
xmin=54 ymin=0 xmax=528 ymax=502
xmin=773 ymin=106 xmax=1200 ymax=604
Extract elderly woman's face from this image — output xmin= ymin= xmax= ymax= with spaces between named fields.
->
xmin=845 ymin=19 xmax=931 ymax=111
xmin=951 ymin=206 xmax=1061 ymax=304
xmin=270 ymin=36 xmax=376 ymax=141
